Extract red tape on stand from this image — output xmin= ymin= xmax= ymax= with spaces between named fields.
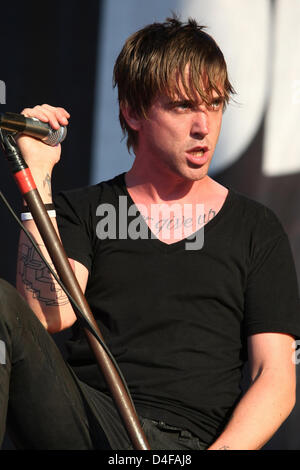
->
xmin=14 ymin=168 xmax=37 ymax=195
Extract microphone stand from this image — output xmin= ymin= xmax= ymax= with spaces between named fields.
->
xmin=0 ymin=129 xmax=150 ymax=451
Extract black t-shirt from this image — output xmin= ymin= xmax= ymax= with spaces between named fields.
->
xmin=54 ymin=173 xmax=300 ymax=445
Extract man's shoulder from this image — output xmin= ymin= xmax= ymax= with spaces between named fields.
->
xmin=209 ymin=178 xmax=277 ymax=220
xmin=227 ymin=186 xmax=286 ymax=240
xmin=53 ymin=173 xmax=125 ymax=206
xmin=229 ymin=186 xmax=277 ymax=217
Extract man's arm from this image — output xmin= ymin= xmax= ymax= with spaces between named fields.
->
xmin=17 ymin=225 xmax=89 ymax=333
xmin=207 ymin=332 xmax=296 ymax=450
xmin=16 ymin=104 xmax=89 ymax=333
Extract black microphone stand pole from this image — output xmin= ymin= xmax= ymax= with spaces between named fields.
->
xmin=0 ymin=130 xmax=150 ymax=451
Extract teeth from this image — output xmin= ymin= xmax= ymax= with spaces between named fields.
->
xmin=192 ymin=150 xmax=204 ymax=157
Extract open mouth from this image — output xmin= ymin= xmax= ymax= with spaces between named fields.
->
xmin=186 ymin=146 xmax=209 ymax=166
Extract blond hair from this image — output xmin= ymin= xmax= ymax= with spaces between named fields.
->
xmin=113 ymin=16 xmax=235 ymax=151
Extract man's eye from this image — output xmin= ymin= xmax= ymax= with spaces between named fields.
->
xmin=175 ymin=101 xmax=192 ymax=109
xmin=209 ymin=99 xmax=223 ymax=110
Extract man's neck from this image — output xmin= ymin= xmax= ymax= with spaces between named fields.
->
xmin=124 ymin=157 xmax=228 ymax=245
xmin=125 ymin=162 xmax=212 ymax=205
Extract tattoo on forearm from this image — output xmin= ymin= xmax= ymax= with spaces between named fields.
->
xmin=18 ymin=242 xmax=69 ymax=306
xmin=218 ymin=446 xmax=230 ymax=450
xmin=43 ymin=173 xmax=52 ymax=198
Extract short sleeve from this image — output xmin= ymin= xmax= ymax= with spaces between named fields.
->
xmin=53 ymin=189 xmax=94 ymax=272
xmin=244 ymin=230 xmax=300 ymax=340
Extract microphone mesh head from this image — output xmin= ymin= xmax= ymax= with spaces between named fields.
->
xmin=43 ymin=126 xmax=67 ymax=146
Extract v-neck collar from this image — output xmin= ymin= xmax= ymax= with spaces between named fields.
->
xmin=116 ymin=172 xmax=235 ymax=253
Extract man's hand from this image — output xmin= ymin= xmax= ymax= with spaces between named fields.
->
xmin=15 ymin=104 xmax=70 ymax=203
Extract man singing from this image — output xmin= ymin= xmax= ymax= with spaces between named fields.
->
xmin=0 ymin=16 xmax=299 ymax=450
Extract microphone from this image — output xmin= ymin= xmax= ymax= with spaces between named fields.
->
xmin=0 ymin=112 xmax=67 ymax=146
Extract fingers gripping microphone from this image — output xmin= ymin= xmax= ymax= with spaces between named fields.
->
xmin=0 ymin=112 xmax=67 ymax=146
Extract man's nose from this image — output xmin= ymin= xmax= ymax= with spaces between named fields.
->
xmin=190 ymin=111 xmax=209 ymax=139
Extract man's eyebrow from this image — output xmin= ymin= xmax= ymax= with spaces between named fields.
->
xmin=208 ymin=92 xmax=225 ymax=100
xmin=164 ymin=97 xmax=193 ymax=107
xmin=206 ymin=95 xmax=226 ymax=106
xmin=167 ymin=96 xmax=225 ymax=105
xmin=167 ymin=94 xmax=199 ymax=102
xmin=169 ymin=98 xmax=193 ymax=103
xmin=164 ymin=90 xmax=226 ymax=106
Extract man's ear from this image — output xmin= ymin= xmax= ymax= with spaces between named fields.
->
xmin=120 ymin=103 xmax=141 ymax=131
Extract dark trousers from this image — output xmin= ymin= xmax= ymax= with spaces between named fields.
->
xmin=0 ymin=279 xmax=207 ymax=450
xmin=0 ymin=278 xmax=111 ymax=449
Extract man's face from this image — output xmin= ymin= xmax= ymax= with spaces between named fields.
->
xmin=133 ymin=83 xmax=225 ymax=182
